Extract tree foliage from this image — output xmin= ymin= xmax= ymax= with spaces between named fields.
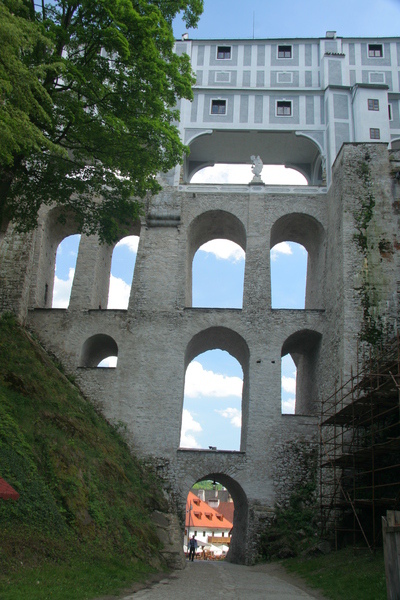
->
xmin=0 ymin=0 xmax=202 ymax=242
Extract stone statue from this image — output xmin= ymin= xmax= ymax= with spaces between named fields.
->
xmin=250 ymin=155 xmax=263 ymax=183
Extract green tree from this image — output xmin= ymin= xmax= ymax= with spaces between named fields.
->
xmin=0 ymin=0 xmax=202 ymax=243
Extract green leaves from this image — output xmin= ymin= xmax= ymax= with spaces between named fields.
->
xmin=0 ymin=0 xmax=201 ymax=242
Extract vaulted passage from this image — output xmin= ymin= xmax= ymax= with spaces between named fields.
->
xmin=184 ymin=130 xmax=322 ymax=184
xmin=184 ymin=473 xmax=248 ymax=565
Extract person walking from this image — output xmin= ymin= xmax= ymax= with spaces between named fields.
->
xmin=188 ymin=534 xmax=198 ymax=561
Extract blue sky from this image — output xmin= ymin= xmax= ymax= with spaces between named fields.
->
xmin=53 ymin=0 xmax=400 ymax=451
xmin=173 ymin=0 xmax=400 ymax=40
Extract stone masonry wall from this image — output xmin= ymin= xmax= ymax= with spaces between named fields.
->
xmin=0 ymin=144 xmax=399 ymax=564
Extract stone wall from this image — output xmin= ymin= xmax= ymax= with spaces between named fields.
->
xmin=0 ymin=143 xmax=399 ymax=564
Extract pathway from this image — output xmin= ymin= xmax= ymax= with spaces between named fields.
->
xmin=120 ymin=560 xmax=326 ymax=599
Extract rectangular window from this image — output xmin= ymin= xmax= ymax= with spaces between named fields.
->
xmin=217 ymin=46 xmax=231 ymax=60
xmin=203 ymin=531 xmax=205 ymax=537
xmin=388 ymin=104 xmax=393 ymax=121
xmin=368 ymin=44 xmax=383 ymax=58
xmin=370 ymin=128 xmax=380 ymax=139
xmin=278 ymin=45 xmax=292 ymax=58
xmin=211 ymin=99 xmax=227 ymax=115
xmin=368 ymin=99 xmax=379 ymax=111
xmin=276 ymin=100 xmax=292 ymax=116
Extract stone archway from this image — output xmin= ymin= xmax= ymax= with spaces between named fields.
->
xmin=184 ymin=130 xmax=323 ymax=184
xmin=184 ymin=469 xmax=249 ymax=565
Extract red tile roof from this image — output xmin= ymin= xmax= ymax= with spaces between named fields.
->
xmin=217 ymin=501 xmax=234 ymax=524
xmin=0 ymin=478 xmax=20 ymax=500
xmin=186 ymin=491 xmax=232 ymax=530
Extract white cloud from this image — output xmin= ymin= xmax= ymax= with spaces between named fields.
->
xmin=271 ymin=241 xmax=293 ymax=261
xmin=282 ymin=375 xmax=296 ymax=394
xmin=107 ymin=275 xmax=131 ymax=309
xmin=184 ymin=361 xmax=243 ymax=398
xmin=180 ymin=409 xmax=202 ymax=448
xmin=98 ymin=356 xmax=118 ymax=368
xmin=215 ymin=407 xmax=242 ymax=428
xmin=282 ymin=397 xmax=296 ymax=414
xmin=52 ymin=268 xmax=75 ymax=308
xmin=199 ymin=239 xmax=245 ymax=262
xmin=115 ymin=235 xmax=139 ymax=253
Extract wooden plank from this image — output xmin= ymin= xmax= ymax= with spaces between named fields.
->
xmin=383 ymin=510 xmax=400 ymax=600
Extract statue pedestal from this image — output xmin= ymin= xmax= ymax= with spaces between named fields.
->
xmin=249 ymin=177 xmax=265 ymax=186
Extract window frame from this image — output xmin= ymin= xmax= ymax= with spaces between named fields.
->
xmin=278 ymin=45 xmax=292 ymax=59
xmin=216 ymin=45 xmax=232 ymax=60
xmin=368 ymin=99 xmax=380 ymax=111
xmin=276 ymin=100 xmax=292 ymax=117
xmin=368 ymin=43 xmax=383 ymax=58
xmin=210 ymin=98 xmax=227 ymax=115
xmin=370 ymin=127 xmax=381 ymax=140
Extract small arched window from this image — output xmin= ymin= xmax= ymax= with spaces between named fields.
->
xmin=80 ymin=334 xmax=118 ymax=368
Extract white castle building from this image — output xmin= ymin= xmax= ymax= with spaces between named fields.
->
xmin=166 ymin=32 xmax=400 ymax=186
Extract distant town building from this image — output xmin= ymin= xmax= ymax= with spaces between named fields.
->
xmin=185 ymin=491 xmax=233 ymax=557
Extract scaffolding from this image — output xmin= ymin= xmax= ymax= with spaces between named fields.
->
xmin=319 ymin=336 xmax=400 ymax=550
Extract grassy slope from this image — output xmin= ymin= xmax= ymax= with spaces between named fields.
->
xmin=284 ymin=547 xmax=387 ymax=599
xmin=0 ymin=314 xmax=167 ymax=600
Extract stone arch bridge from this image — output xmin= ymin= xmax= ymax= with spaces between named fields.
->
xmin=1 ymin=144 xmax=399 ymax=564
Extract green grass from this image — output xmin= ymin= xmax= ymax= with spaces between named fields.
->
xmin=284 ymin=547 xmax=387 ymax=600
xmin=0 ymin=314 xmax=168 ymax=599
xmin=0 ymin=554 xmax=154 ymax=600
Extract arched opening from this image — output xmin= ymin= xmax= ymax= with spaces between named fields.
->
xmin=185 ymin=480 xmax=234 ymax=560
xmin=270 ymin=213 xmax=325 ymax=310
xmin=80 ymin=334 xmax=118 ymax=368
xmin=187 ymin=211 xmax=246 ymax=307
xmin=107 ymin=235 xmax=139 ymax=309
xmin=191 ymin=163 xmax=308 ymax=185
xmin=184 ymin=130 xmax=322 ymax=184
xmin=36 ymin=207 xmax=80 ymax=308
xmin=180 ymin=349 xmax=243 ymax=450
xmin=192 ymin=240 xmax=245 ymax=308
xmin=281 ymin=329 xmax=322 ymax=415
xmin=184 ymin=472 xmax=248 ymax=564
xmin=270 ymin=241 xmax=307 ymax=308
xmin=281 ymin=354 xmax=296 ymax=414
xmin=181 ymin=327 xmax=249 ymax=451
xmin=52 ymin=234 xmax=81 ymax=308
